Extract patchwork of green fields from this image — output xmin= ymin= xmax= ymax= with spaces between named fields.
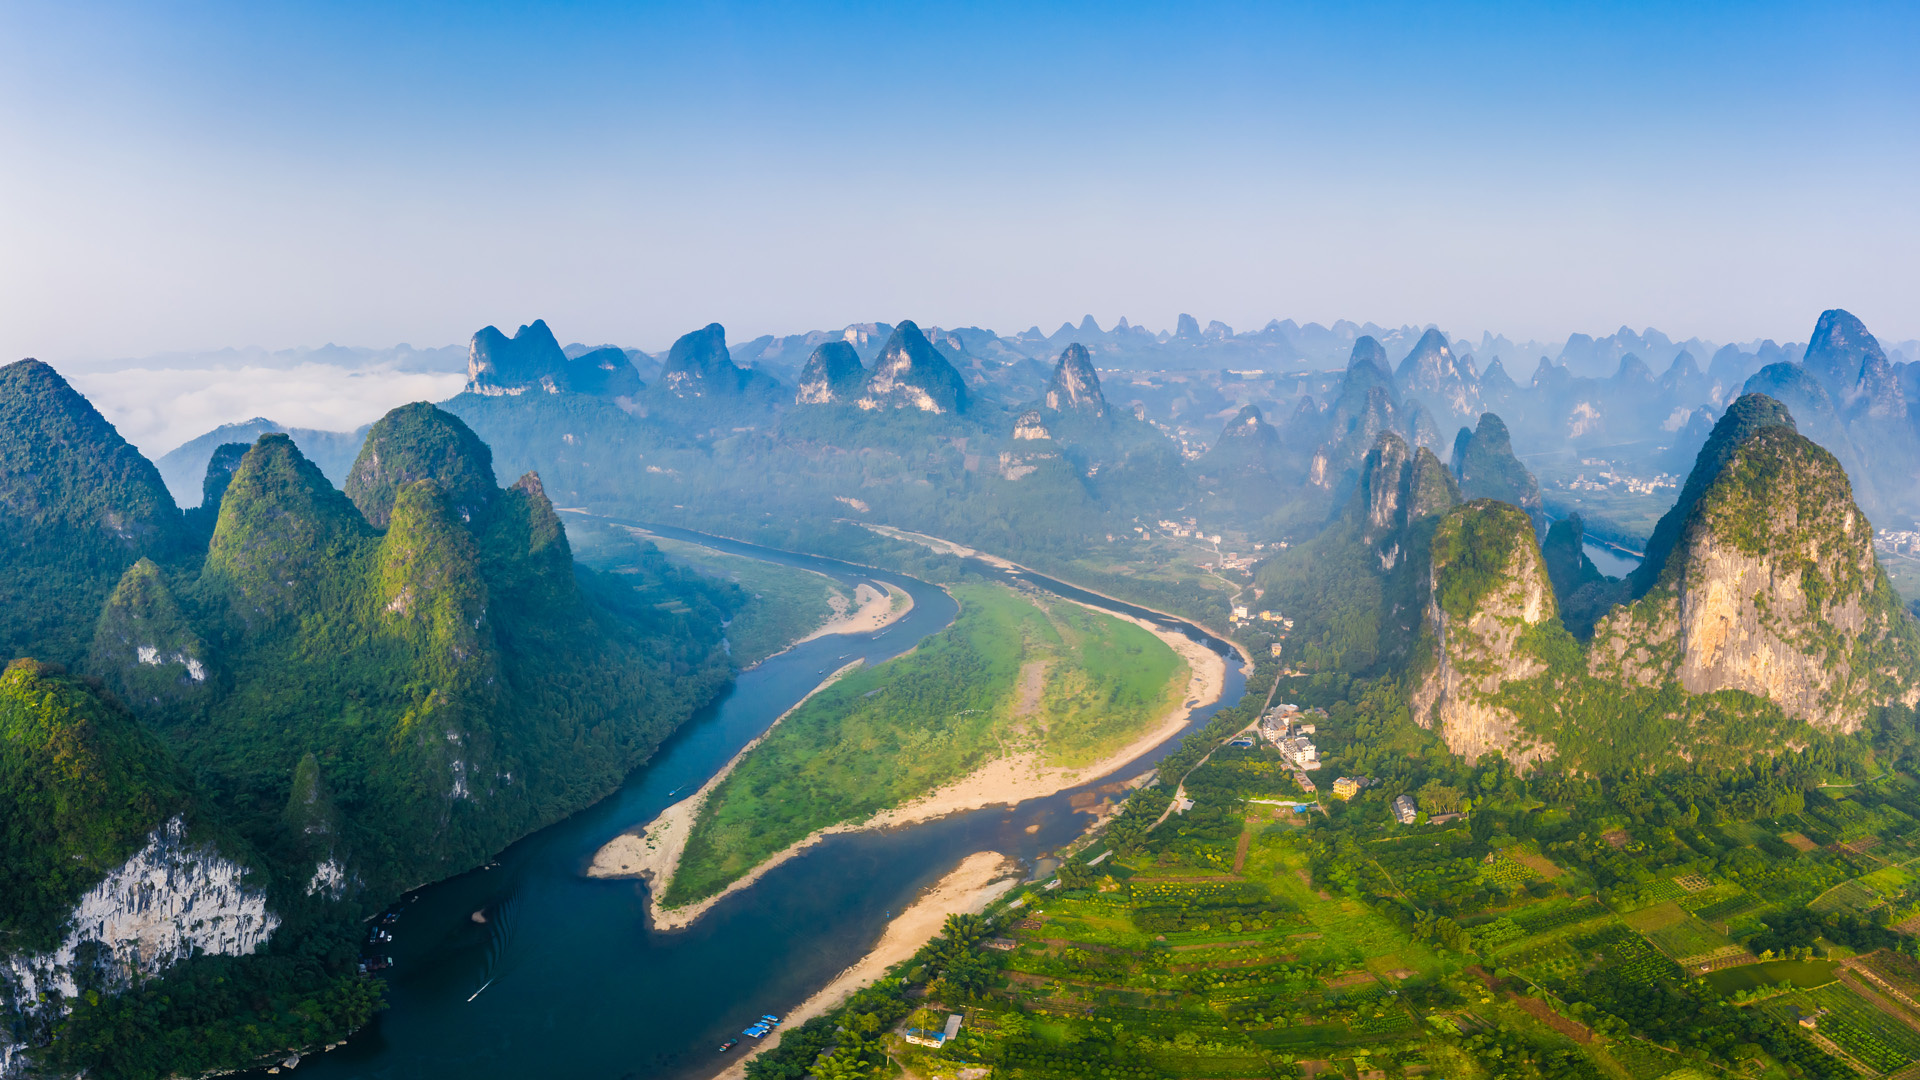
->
xmin=741 ymin=673 xmax=1920 ymax=1080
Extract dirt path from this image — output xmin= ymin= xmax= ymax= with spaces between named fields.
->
xmin=1147 ymin=670 xmax=1284 ymax=834
xmin=1232 ymin=817 xmax=1254 ymax=873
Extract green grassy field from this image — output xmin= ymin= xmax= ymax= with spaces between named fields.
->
xmin=667 ymin=583 xmax=1187 ymax=905
xmin=568 ymin=519 xmax=850 ymax=668
xmin=1703 ymin=959 xmax=1839 ymax=995
xmin=642 ymin=535 xmax=848 ymax=667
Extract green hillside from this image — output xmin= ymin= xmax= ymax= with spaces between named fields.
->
xmin=0 ymin=659 xmax=190 ymax=949
xmin=0 ymin=384 xmax=752 ymax=1077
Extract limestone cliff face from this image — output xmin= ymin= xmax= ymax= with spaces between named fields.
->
xmin=1396 ymin=327 xmax=1481 ymax=423
xmin=1355 ymin=433 xmax=1456 ymax=571
xmin=1044 ymin=343 xmax=1107 ymax=417
xmin=1408 ymin=396 xmax=1920 ymax=772
xmin=2 ymin=817 xmax=277 ymax=1068
xmin=856 ymin=321 xmax=970 ymax=414
xmin=1410 ymin=500 xmax=1557 ymax=768
xmin=1592 ymin=425 xmax=1920 ymax=731
xmin=1012 ymin=409 xmax=1052 ymax=441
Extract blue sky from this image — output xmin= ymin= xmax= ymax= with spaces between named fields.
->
xmin=1 ymin=0 xmax=1915 ymax=359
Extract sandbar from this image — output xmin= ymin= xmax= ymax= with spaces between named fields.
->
xmin=800 ymin=581 xmax=911 ymax=642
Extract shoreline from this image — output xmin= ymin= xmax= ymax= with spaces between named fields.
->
xmin=584 ymin=659 xmax=869 ymax=928
xmin=860 ymin=523 xmax=1255 ymax=667
xmin=598 ymin=593 xmax=1227 ymax=932
xmin=710 ymin=851 xmax=1021 ymax=1080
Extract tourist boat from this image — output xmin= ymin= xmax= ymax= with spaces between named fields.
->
xmin=744 ymin=1026 xmax=768 ymax=1039
xmin=717 ymin=1039 xmax=739 ymax=1052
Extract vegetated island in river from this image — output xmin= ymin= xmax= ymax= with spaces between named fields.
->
xmin=589 ymin=579 xmax=1226 ymax=930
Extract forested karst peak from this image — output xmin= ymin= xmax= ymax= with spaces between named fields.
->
xmin=1451 ymin=412 xmax=1541 ymax=513
xmin=795 ymin=340 xmax=866 ymax=405
xmin=465 ymin=320 xmax=643 ymax=398
xmin=346 ymin=402 xmax=498 ymax=529
xmin=0 ymin=358 xmax=182 ymax=544
xmin=1346 ymin=335 xmax=1393 ymax=381
xmin=1803 ymin=307 xmax=1889 ymax=398
xmin=199 ymin=442 xmax=250 ymax=517
xmin=661 ymin=323 xmax=739 ymax=393
xmin=0 ymin=358 xmax=187 ymax=667
xmin=87 ymin=556 xmax=210 ymax=709
xmin=1394 ymin=328 xmax=1463 ymax=383
xmin=1643 ymin=423 xmax=1919 ymax=728
xmin=202 ymin=433 xmax=373 ymax=626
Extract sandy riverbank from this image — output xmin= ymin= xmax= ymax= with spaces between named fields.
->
xmin=711 ymin=851 xmax=1020 ymax=1080
xmin=585 ymin=660 xmax=867 ymax=928
xmin=801 ymin=581 xmax=911 ymax=642
xmin=600 ymin=594 xmax=1225 ymax=932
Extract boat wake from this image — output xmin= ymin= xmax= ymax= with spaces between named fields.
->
xmin=469 ymin=894 xmax=518 ymax=1001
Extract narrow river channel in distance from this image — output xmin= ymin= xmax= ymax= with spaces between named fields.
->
xmin=292 ymin=524 xmax=1247 ymax=1080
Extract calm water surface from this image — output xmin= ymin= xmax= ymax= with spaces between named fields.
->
xmin=1582 ymin=539 xmax=1644 ymax=578
xmin=294 ymin=525 xmax=1246 ymax=1080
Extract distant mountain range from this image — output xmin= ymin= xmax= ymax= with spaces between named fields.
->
xmin=148 ymin=310 xmax=1920 ymax=542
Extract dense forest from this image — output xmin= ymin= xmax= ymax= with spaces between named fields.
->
xmin=0 ymin=365 xmax=751 ymax=1077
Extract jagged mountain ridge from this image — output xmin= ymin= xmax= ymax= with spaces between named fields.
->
xmin=1411 ymin=392 xmax=1920 ymax=771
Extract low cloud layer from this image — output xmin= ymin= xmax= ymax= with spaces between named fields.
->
xmin=65 ymin=362 xmax=468 ymax=459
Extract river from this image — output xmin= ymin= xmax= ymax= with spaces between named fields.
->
xmin=293 ymin=523 xmax=1247 ymax=1080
